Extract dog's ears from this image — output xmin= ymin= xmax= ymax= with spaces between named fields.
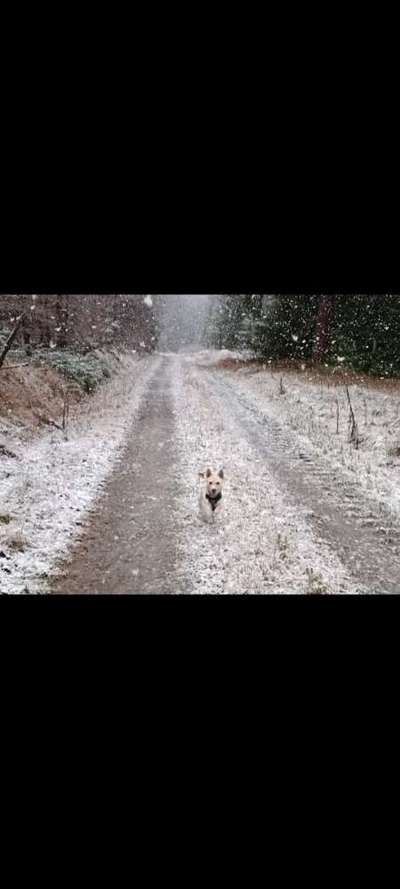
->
xmin=206 ymin=468 xmax=212 ymax=478
xmin=198 ymin=472 xmax=205 ymax=479
xmin=218 ymin=469 xmax=224 ymax=479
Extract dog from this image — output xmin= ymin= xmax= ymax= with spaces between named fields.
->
xmin=198 ymin=468 xmax=224 ymax=523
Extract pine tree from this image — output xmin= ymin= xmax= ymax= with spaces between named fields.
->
xmin=312 ymin=296 xmax=335 ymax=363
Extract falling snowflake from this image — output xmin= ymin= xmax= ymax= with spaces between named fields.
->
xmin=144 ymin=295 xmax=153 ymax=308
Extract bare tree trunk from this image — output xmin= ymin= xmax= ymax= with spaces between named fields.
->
xmin=0 ymin=314 xmax=25 ymax=368
xmin=312 ymin=295 xmax=335 ymax=363
xmin=55 ymin=295 xmax=69 ymax=346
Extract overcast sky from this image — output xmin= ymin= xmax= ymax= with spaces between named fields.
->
xmin=158 ymin=295 xmax=213 ymax=350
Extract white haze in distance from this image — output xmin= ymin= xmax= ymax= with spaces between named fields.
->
xmin=158 ymin=294 xmax=213 ymax=351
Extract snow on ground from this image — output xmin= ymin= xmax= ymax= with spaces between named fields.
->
xmin=0 ymin=354 xmax=160 ymax=593
xmin=193 ymin=348 xmax=254 ymax=366
xmin=172 ymin=354 xmax=357 ymax=594
xmin=215 ymin=363 xmax=400 ymax=524
xmin=4 ymin=346 xmax=393 ymax=595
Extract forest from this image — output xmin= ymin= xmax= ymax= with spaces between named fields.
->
xmin=2 ymin=294 xmax=400 ymax=378
xmin=206 ymin=295 xmax=400 ymax=377
xmin=0 ymin=294 xmax=159 ymax=353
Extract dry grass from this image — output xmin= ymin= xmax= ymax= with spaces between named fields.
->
xmin=0 ymin=363 xmax=82 ymax=429
xmin=6 ymin=532 xmax=29 ymax=553
xmin=211 ymin=357 xmax=261 ymax=372
xmin=212 ymin=357 xmax=400 ymax=392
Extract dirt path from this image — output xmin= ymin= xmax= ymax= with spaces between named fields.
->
xmin=48 ymin=353 xmax=400 ymax=594
xmin=50 ymin=357 xmax=184 ymax=593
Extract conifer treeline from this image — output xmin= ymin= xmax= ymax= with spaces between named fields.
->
xmin=206 ymin=295 xmax=400 ymax=376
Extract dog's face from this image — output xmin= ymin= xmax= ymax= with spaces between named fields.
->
xmin=199 ymin=468 xmax=224 ymax=497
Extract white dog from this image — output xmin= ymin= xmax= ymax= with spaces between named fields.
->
xmin=198 ymin=468 xmax=224 ymax=523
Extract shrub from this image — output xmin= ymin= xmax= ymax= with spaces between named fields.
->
xmin=38 ymin=348 xmax=114 ymax=393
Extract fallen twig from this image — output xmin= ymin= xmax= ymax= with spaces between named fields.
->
xmin=1 ymin=362 xmax=31 ymax=368
xmin=0 ymin=444 xmax=18 ymax=459
xmin=33 ymin=412 xmax=63 ymax=432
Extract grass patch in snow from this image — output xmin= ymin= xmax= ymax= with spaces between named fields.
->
xmin=6 ymin=532 xmax=29 ymax=552
xmin=216 ymin=363 xmax=400 ymax=526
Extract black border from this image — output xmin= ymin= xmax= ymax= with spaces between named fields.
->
xmin=1 ymin=186 xmax=399 ymax=295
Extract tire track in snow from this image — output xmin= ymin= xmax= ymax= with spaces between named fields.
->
xmin=172 ymin=356 xmax=358 ymax=594
xmin=206 ymin=367 xmax=400 ymax=593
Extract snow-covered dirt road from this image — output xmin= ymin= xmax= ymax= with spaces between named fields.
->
xmin=51 ymin=355 xmax=186 ymax=594
xmin=3 ymin=351 xmax=400 ymax=594
xmin=0 ymin=354 xmax=161 ymax=593
xmin=185 ymin=359 xmax=400 ymax=593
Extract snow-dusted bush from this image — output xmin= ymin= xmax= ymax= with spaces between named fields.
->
xmin=38 ymin=348 xmax=116 ymax=393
